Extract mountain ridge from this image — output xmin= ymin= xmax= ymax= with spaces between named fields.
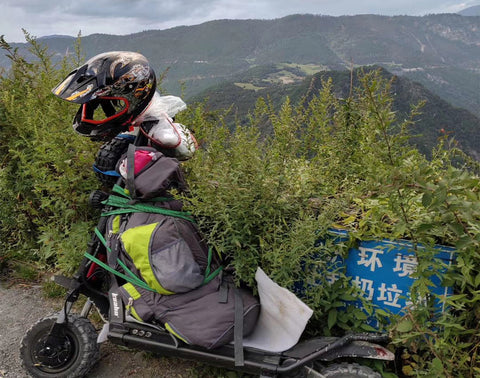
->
xmin=458 ymin=5 xmax=480 ymax=16
xmin=1 ymin=13 xmax=479 ymax=141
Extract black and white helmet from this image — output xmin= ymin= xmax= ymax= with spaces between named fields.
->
xmin=52 ymin=51 xmax=156 ymax=140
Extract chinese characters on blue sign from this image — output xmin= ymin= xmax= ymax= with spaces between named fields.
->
xmin=327 ymin=229 xmax=455 ymax=315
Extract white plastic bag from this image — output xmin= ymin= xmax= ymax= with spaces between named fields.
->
xmin=243 ymin=267 xmax=313 ymax=352
xmin=142 ymin=92 xmax=187 ymax=121
xmin=137 ymin=92 xmax=197 ymax=160
xmin=147 ymin=113 xmax=197 ymax=160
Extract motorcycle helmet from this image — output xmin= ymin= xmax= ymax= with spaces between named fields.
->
xmin=52 ymin=51 xmax=156 ymax=140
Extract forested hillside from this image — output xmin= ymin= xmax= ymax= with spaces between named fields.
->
xmin=191 ymin=64 xmax=480 ymax=160
xmin=1 ymin=14 xmax=479 ymax=118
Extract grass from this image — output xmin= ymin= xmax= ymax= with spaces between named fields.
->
xmin=234 ymin=82 xmax=266 ymax=91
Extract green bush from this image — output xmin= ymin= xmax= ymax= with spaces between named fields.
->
xmin=0 ymin=33 xmax=99 ymax=272
xmin=179 ymin=72 xmax=480 ymax=375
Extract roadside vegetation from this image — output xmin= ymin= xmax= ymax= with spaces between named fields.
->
xmin=1 ymin=35 xmax=479 ymax=376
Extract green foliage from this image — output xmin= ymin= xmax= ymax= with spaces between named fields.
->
xmin=0 ymin=32 xmax=99 ymax=272
xmin=42 ymin=280 xmax=67 ymax=298
xmin=181 ymin=73 xmax=402 ymax=334
xmin=2 ymin=34 xmax=480 ymax=376
xmin=11 ymin=261 xmax=41 ymax=281
xmin=180 ymin=69 xmax=480 ymax=375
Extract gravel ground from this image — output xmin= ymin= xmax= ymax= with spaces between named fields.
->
xmin=0 ymin=281 xmax=209 ymax=378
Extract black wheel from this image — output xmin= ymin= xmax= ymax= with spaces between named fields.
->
xmin=94 ymin=135 xmax=132 ymax=187
xmin=318 ymin=363 xmax=381 ymax=378
xmin=20 ymin=315 xmax=100 ymax=378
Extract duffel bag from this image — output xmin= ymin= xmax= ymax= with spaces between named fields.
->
xmin=118 ymin=273 xmax=260 ymax=350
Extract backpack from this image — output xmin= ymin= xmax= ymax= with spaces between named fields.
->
xmin=88 ymin=145 xmax=260 ymax=355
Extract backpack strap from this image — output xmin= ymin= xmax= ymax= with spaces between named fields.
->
xmin=89 ymin=227 xmax=155 ymax=292
xmin=100 ymin=191 xmax=195 ymax=223
xmin=218 ymin=274 xmax=244 ymax=366
xmin=126 ymin=143 xmax=137 ymax=199
xmin=203 ymin=248 xmax=223 ymax=285
xmin=92 ymin=165 xmax=121 ymax=177
xmin=234 ymin=287 xmax=245 ymax=367
xmin=84 ymin=251 xmax=155 ymax=292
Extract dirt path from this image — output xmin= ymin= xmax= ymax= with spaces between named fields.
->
xmin=0 ymin=282 xmax=206 ymax=378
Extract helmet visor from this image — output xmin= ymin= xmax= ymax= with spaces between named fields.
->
xmin=81 ymin=97 xmax=130 ymax=125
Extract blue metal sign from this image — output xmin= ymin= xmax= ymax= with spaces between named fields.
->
xmin=327 ymin=229 xmax=455 ymax=316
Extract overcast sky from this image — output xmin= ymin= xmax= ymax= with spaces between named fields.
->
xmin=1 ymin=0 xmax=478 ymax=43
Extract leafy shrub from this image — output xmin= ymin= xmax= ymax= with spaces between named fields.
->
xmin=179 ymin=71 xmax=480 ymax=375
xmin=0 ymin=33 xmax=99 ymax=272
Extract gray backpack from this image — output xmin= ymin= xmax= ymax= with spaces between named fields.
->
xmin=97 ymin=146 xmax=260 ymax=356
